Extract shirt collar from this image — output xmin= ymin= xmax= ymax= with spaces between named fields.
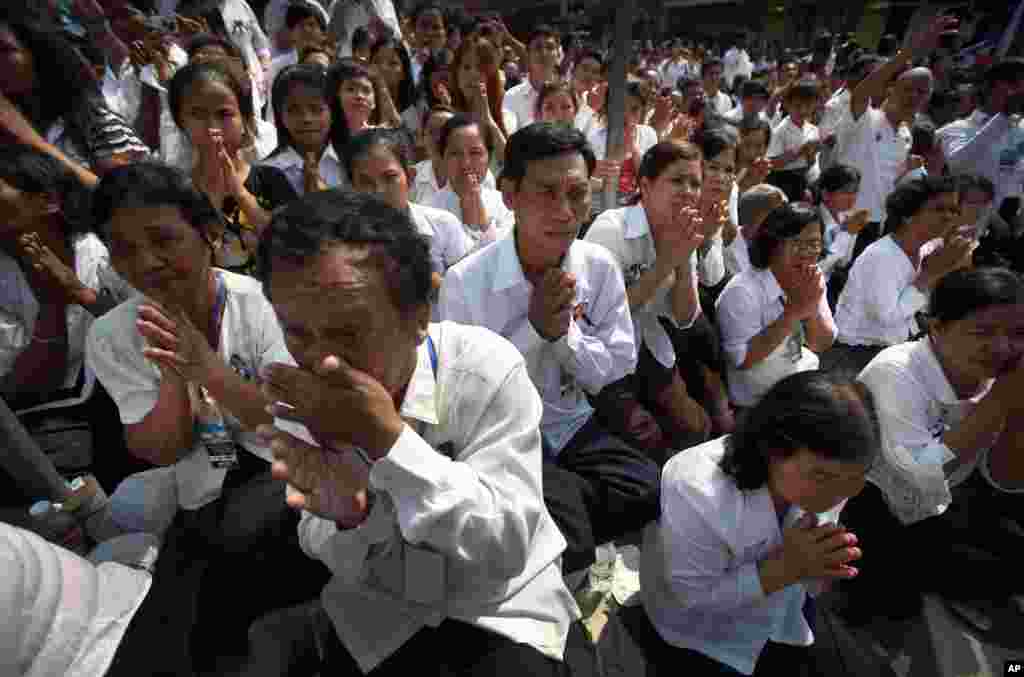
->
xmin=262 ymin=145 xmax=337 ymax=170
xmin=623 ymin=204 xmax=652 ymax=240
xmin=493 ymin=232 xmax=529 ymax=292
xmin=399 ymin=331 xmax=440 ymax=426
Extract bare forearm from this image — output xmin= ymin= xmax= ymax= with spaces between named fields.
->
xmin=127 ymin=376 xmax=194 ymax=466
xmin=670 ymin=259 xmax=699 ymax=325
xmin=742 ymin=310 xmax=798 ymax=368
xmin=236 ymin=188 xmax=271 ymax=229
xmin=943 ymin=390 xmax=1008 ymax=474
xmin=201 ymin=358 xmax=272 ymax=430
xmin=804 ymin=309 xmax=835 ymax=353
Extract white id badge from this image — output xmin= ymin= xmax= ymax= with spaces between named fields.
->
xmin=404 ymin=544 xmax=445 ymax=605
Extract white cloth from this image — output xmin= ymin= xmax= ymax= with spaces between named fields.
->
xmin=768 ymin=117 xmax=820 ymax=172
xmin=423 ymin=185 xmax=514 ymax=252
xmin=328 ymin=0 xmax=401 ymax=59
xmin=723 ymin=230 xmax=751 ymax=276
xmin=0 ymin=234 xmax=134 ymax=406
xmin=0 ymin=524 xmax=152 ymax=677
xmin=439 ymin=235 xmax=637 ymax=454
xmin=716 ymin=267 xmax=832 ymax=407
xmin=641 ymin=436 xmax=844 ymax=675
xmin=834 ymin=106 xmax=912 ymax=223
xmin=410 ymin=160 xmax=496 ymax=206
xmin=834 ymin=235 xmax=934 ymax=347
xmin=502 ymin=80 xmax=540 ymax=132
xmin=86 ymin=270 xmax=290 ymax=510
xmin=260 ymin=144 xmax=346 ymax=195
xmin=818 ymin=205 xmax=857 ymax=278
xmin=858 ymin=338 xmax=1022 ymax=526
xmin=938 ymin=110 xmax=1024 ymax=209
xmin=661 ymin=59 xmax=695 ymax=89
xmin=409 ymin=202 xmax=471 ymax=273
xmin=288 ymin=321 xmax=579 ymax=673
xmin=219 ymin=0 xmax=273 ymax=110
xmin=723 ymin=47 xmax=753 ymax=90
xmin=585 ymin=204 xmax=700 ymax=369
xmin=586 ymin=124 xmax=659 ymax=162
xmin=708 ymin=91 xmax=735 ymax=117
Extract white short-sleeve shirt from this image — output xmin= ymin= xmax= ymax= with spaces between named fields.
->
xmin=834 ymin=106 xmax=912 ymax=223
xmin=86 ymin=270 xmax=290 ymax=510
xmin=260 ymin=144 xmax=346 ymax=195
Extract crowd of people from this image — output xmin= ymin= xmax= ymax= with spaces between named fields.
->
xmin=1 ymin=0 xmax=1022 ymax=675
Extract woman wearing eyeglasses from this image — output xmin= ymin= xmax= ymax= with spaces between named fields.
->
xmin=716 ymin=203 xmax=837 ymax=409
xmin=827 ymin=176 xmax=975 ymax=375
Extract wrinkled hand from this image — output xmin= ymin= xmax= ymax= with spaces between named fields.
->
xmin=452 ymin=170 xmax=482 ymax=201
xmin=784 ymin=265 xmax=826 ymax=320
xmin=700 ymin=198 xmax=729 ymax=239
xmin=473 ymin=80 xmax=491 ymax=119
xmin=922 ymin=233 xmax=976 ymax=280
xmin=258 ymin=424 xmax=371 ymax=527
xmin=263 ymin=355 xmax=405 ymax=460
xmin=593 ymin=159 xmax=621 ymax=182
xmin=657 ymin=205 xmax=705 ymax=265
xmin=136 ymin=302 xmax=217 ymax=382
xmin=528 ymin=269 xmax=576 ymax=341
xmin=776 ymin=514 xmax=861 ymax=583
xmin=213 ymin=134 xmax=246 ymax=197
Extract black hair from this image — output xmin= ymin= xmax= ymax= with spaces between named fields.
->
xmin=269 ymin=64 xmax=330 ymax=156
xmin=259 ymin=190 xmax=433 ymax=312
xmin=699 ymin=126 xmax=738 ymax=164
xmin=185 ymin=33 xmax=244 ymax=63
xmin=883 ymin=175 xmax=958 ymax=234
xmin=168 ymin=59 xmax=256 ymax=138
xmin=982 ymin=58 xmax=1024 ymax=102
xmin=741 ymin=79 xmax=770 ymax=100
xmin=299 ymin=44 xmax=332 ymax=65
xmin=0 ymin=145 xmax=91 ymax=234
xmin=417 ymin=48 xmax=454 ymax=108
xmin=371 ymin=37 xmax=416 ymax=112
xmin=910 ymin=119 xmax=936 ymax=156
xmin=928 ymin=267 xmax=1024 ymax=326
xmin=343 ymin=127 xmax=414 ymax=178
xmin=738 ymin=115 xmax=772 ymax=149
xmin=677 ymin=75 xmax=702 ymax=93
xmin=351 ymin=26 xmax=372 ymax=52
xmin=575 ymin=49 xmax=606 ymax=72
xmin=91 ymin=162 xmax=221 ymax=244
xmin=411 ymin=2 xmax=445 ymax=24
xmin=285 ymin=2 xmax=327 ymax=31
xmin=527 ymin=24 xmax=561 ymax=50
xmin=749 ymin=202 xmax=824 ymax=268
xmin=501 ymin=121 xmax=596 ymax=188
xmin=720 ymin=370 xmax=880 ymax=491
xmin=0 ymin=17 xmax=100 ymax=143
xmin=326 ymin=58 xmax=375 ymax=157
xmin=877 ymin=34 xmax=899 ymax=58
xmin=955 ymin=173 xmax=996 ymax=202
xmin=438 ymin=113 xmax=490 ymax=158
xmin=815 ymin=164 xmax=862 ymax=204
xmin=630 ymin=141 xmax=702 ymax=205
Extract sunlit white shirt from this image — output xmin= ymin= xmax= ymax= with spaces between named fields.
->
xmin=424 ymin=185 xmax=514 ymax=252
xmin=834 ymin=105 xmax=912 ymax=223
xmin=939 ymin=110 xmax=1024 ymax=209
xmin=439 ymin=235 xmax=637 ymax=453
xmin=260 ymin=144 xmax=346 ymax=195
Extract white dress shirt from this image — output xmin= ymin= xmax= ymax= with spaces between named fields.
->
xmin=641 ymin=436 xmax=844 ymax=675
xmin=502 ymin=80 xmax=540 ymax=133
xmin=286 ymin=322 xmax=579 ymax=673
xmin=938 ymin=110 xmax=1024 ymax=209
xmin=409 ymin=202 xmax=471 ymax=273
xmin=260 ymin=144 xmax=346 ymax=195
xmin=834 ymin=235 xmax=935 ymax=347
xmin=1 ymin=234 xmax=134 ymax=411
xmin=857 ymin=338 xmax=1021 ymax=527
xmin=585 ymin=204 xmax=700 ymax=369
xmin=818 ymin=205 xmax=857 ymax=279
xmin=0 ymin=524 xmax=154 ymax=677
xmin=410 ymin=160 xmax=496 ymax=206
xmin=723 ymin=230 xmax=752 ymax=276
xmin=87 ymin=270 xmax=289 ymax=510
xmin=716 ymin=267 xmax=832 ymax=407
xmin=439 ymin=235 xmax=637 ymax=454
xmin=423 ymin=185 xmax=514 ymax=251
xmin=768 ymin=117 xmax=820 ymax=172
xmin=834 ymin=106 xmax=912 ymax=223
xmin=586 ymin=124 xmax=659 ymax=162
xmin=723 ymin=47 xmax=753 ymax=91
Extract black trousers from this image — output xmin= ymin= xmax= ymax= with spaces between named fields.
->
xmin=839 ymin=473 xmax=1024 ymax=620
xmin=543 ymin=416 xmax=661 ymax=573
xmin=107 ymin=453 xmax=330 ymax=674
xmin=621 ymin=604 xmax=816 ymax=677
xmin=237 ymin=601 xmax=596 ymax=677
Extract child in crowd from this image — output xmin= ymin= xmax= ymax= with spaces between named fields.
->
xmin=263 ymin=64 xmax=344 ymax=195
xmin=766 ymin=79 xmax=821 ymax=202
xmin=168 ymin=58 xmax=297 ymax=277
